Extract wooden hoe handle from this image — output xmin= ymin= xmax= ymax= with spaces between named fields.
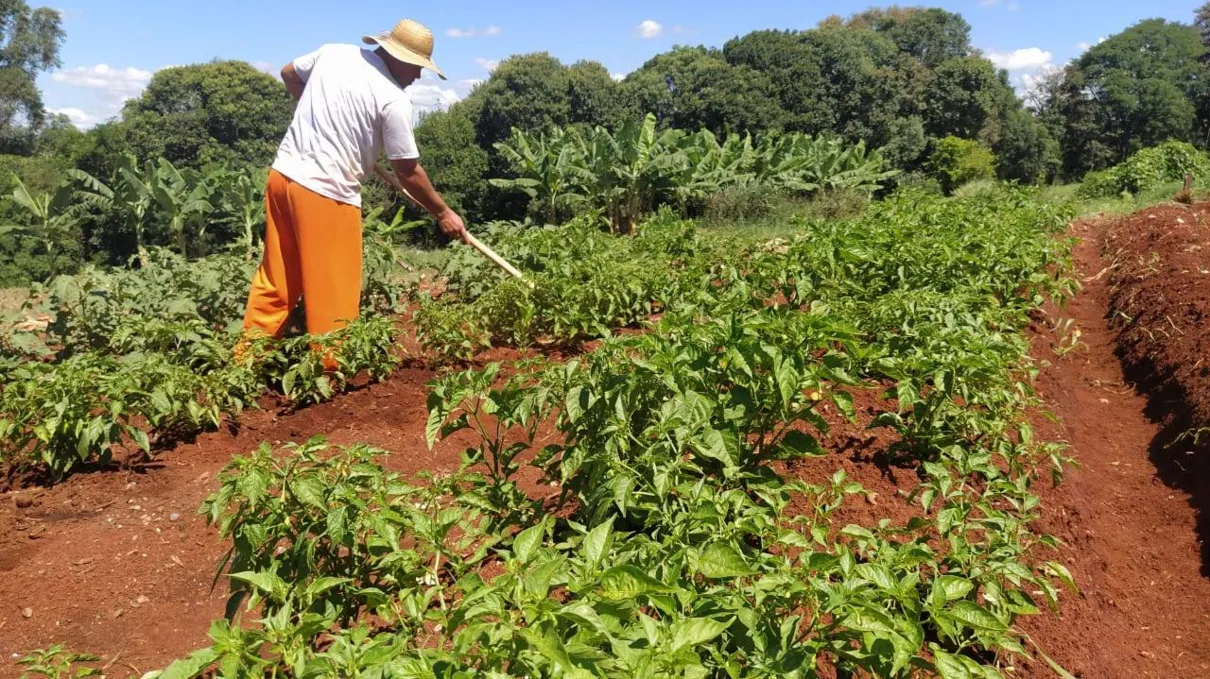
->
xmin=374 ymin=165 xmax=531 ymax=285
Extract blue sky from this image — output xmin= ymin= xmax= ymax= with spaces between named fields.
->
xmin=39 ymin=0 xmax=1206 ymax=128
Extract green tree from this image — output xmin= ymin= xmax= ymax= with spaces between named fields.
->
xmin=925 ymin=57 xmax=1014 ymax=143
xmin=566 ymin=60 xmax=626 ymax=129
xmin=473 ymin=53 xmax=572 ymax=147
xmin=412 ymin=103 xmax=490 ymax=219
xmin=622 ymin=46 xmax=786 ymax=135
xmin=1197 ymin=3 xmax=1210 ymax=49
xmin=119 ymin=60 xmax=293 ymax=168
xmin=1058 ymin=19 xmax=1208 ymax=171
xmin=722 ymin=30 xmax=830 ymax=133
xmin=995 ymin=108 xmax=1059 ymax=184
xmin=0 ymin=2 xmax=65 ymax=154
xmin=927 ymin=136 xmax=996 ymax=194
xmin=847 ymin=7 xmax=972 ymax=67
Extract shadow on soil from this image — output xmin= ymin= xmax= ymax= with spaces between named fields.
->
xmin=1118 ymin=352 xmax=1210 ymax=576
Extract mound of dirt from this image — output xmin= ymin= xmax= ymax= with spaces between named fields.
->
xmin=1103 ymin=202 xmax=1210 ymax=442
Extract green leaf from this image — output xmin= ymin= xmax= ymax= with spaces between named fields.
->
xmin=425 ymin=395 xmax=447 ymax=449
xmin=831 ymin=391 xmax=856 ymax=420
xmin=524 ymin=556 xmax=563 ymax=598
xmin=559 ymin=602 xmax=610 ymax=636
xmin=130 ymin=428 xmax=151 ymax=453
xmin=932 ymin=575 xmax=975 ymax=604
xmin=933 ymin=650 xmax=973 ymax=679
xmin=853 ymin=563 xmax=897 ymax=591
xmin=151 ymin=646 xmax=219 ymax=679
xmin=520 ymin=627 xmax=578 ymax=675
xmin=326 ymin=505 xmax=349 ymax=543
xmin=583 ymin=517 xmax=615 ymax=568
xmin=698 ymin=543 xmax=755 ymax=579
xmin=291 ymin=475 xmax=326 ymax=509
xmin=229 ymin=571 xmax=283 ymax=596
xmin=670 ymin=617 xmax=732 ymax=654
xmin=779 ymin=430 xmax=824 ymax=458
xmin=949 ymin=601 xmax=1008 ymax=633
xmin=305 ymin=576 xmax=351 ymax=598
xmin=513 ymin=520 xmax=546 ymax=564
xmin=599 ymin=565 xmax=672 ymax=600
xmin=692 ymin=427 xmax=737 ymax=468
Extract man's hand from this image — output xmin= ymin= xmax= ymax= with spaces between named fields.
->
xmin=435 ymin=209 xmax=469 ymax=244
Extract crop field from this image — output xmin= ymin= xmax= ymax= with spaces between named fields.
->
xmin=3 ymin=162 xmax=1210 ymax=679
xmin=1 ymin=182 xmax=1093 ymax=676
xmin=6 ymin=4 xmax=1210 ymax=679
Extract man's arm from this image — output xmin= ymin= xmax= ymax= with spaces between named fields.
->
xmin=387 ymin=158 xmax=468 ymax=243
xmin=281 ymin=63 xmax=305 ymax=101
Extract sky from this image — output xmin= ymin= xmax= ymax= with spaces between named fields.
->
xmin=38 ymin=0 xmax=1208 ymax=129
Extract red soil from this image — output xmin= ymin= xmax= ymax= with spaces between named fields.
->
xmin=2 ymin=206 xmax=1210 ymax=677
xmin=1017 ymin=211 xmax=1210 ymax=679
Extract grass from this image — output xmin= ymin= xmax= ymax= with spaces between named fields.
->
xmin=1040 ymin=180 xmax=1210 ymax=217
xmin=702 ymin=191 xmax=869 ymax=239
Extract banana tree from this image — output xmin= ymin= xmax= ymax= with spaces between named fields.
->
xmin=670 ymin=129 xmax=755 ymax=208
xmin=800 ymin=138 xmax=899 ymax=194
xmin=149 ymin=159 xmax=215 ymax=258
xmin=213 ymin=168 xmax=267 ymax=259
xmin=70 ymin=155 xmax=156 ymax=267
xmin=584 ymin=114 xmax=686 ymax=234
xmin=489 ymin=127 xmax=591 ymax=224
xmin=1 ymin=175 xmax=82 ymax=280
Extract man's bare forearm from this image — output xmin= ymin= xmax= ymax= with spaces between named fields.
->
xmin=389 ymin=159 xmax=451 ymax=218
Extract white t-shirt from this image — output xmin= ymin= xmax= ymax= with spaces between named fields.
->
xmin=272 ymin=44 xmax=419 ymax=208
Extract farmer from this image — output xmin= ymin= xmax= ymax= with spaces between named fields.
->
xmin=239 ymin=18 xmax=466 ymax=365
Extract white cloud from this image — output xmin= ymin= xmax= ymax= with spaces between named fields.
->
xmin=407 ymin=83 xmax=461 ymax=115
xmin=611 ymin=73 xmax=626 ymax=82
xmin=51 ymin=63 xmax=155 ymax=102
xmin=475 ymin=57 xmax=499 ymax=72
xmin=986 ymin=47 xmax=1053 ymax=71
xmin=49 ymin=107 xmax=102 ymax=129
xmin=457 ymin=78 xmax=484 ymax=90
xmin=446 ymin=25 xmax=502 ymax=39
xmin=47 ymin=63 xmax=156 ymax=129
xmin=635 ymin=20 xmax=663 ymax=39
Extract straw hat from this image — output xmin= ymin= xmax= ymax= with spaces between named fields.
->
xmin=362 ymin=19 xmax=446 ymax=80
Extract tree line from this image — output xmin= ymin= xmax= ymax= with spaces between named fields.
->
xmin=4 ymin=2 xmax=1210 ymax=283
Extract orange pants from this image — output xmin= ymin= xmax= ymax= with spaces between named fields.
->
xmin=241 ymin=170 xmax=363 ymax=352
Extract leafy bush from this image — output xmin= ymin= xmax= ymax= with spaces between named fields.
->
xmin=1077 ymin=140 xmax=1210 ymax=198
xmin=927 ymin=136 xmax=997 ymax=194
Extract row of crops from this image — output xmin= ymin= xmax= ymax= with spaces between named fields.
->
xmin=0 ymin=218 xmax=412 ymax=479
xmin=56 ymin=185 xmax=1081 ymax=678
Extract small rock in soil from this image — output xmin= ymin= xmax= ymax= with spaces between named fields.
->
xmin=15 ymin=495 xmax=34 ymax=509
xmin=136 ymin=595 xmax=149 ymax=605
xmin=22 ymin=607 xmax=32 ymax=618
xmin=113 ymin=608 xmax=124 ymax=618
xmin=169 ymin=512 xmax=181 ymax=521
